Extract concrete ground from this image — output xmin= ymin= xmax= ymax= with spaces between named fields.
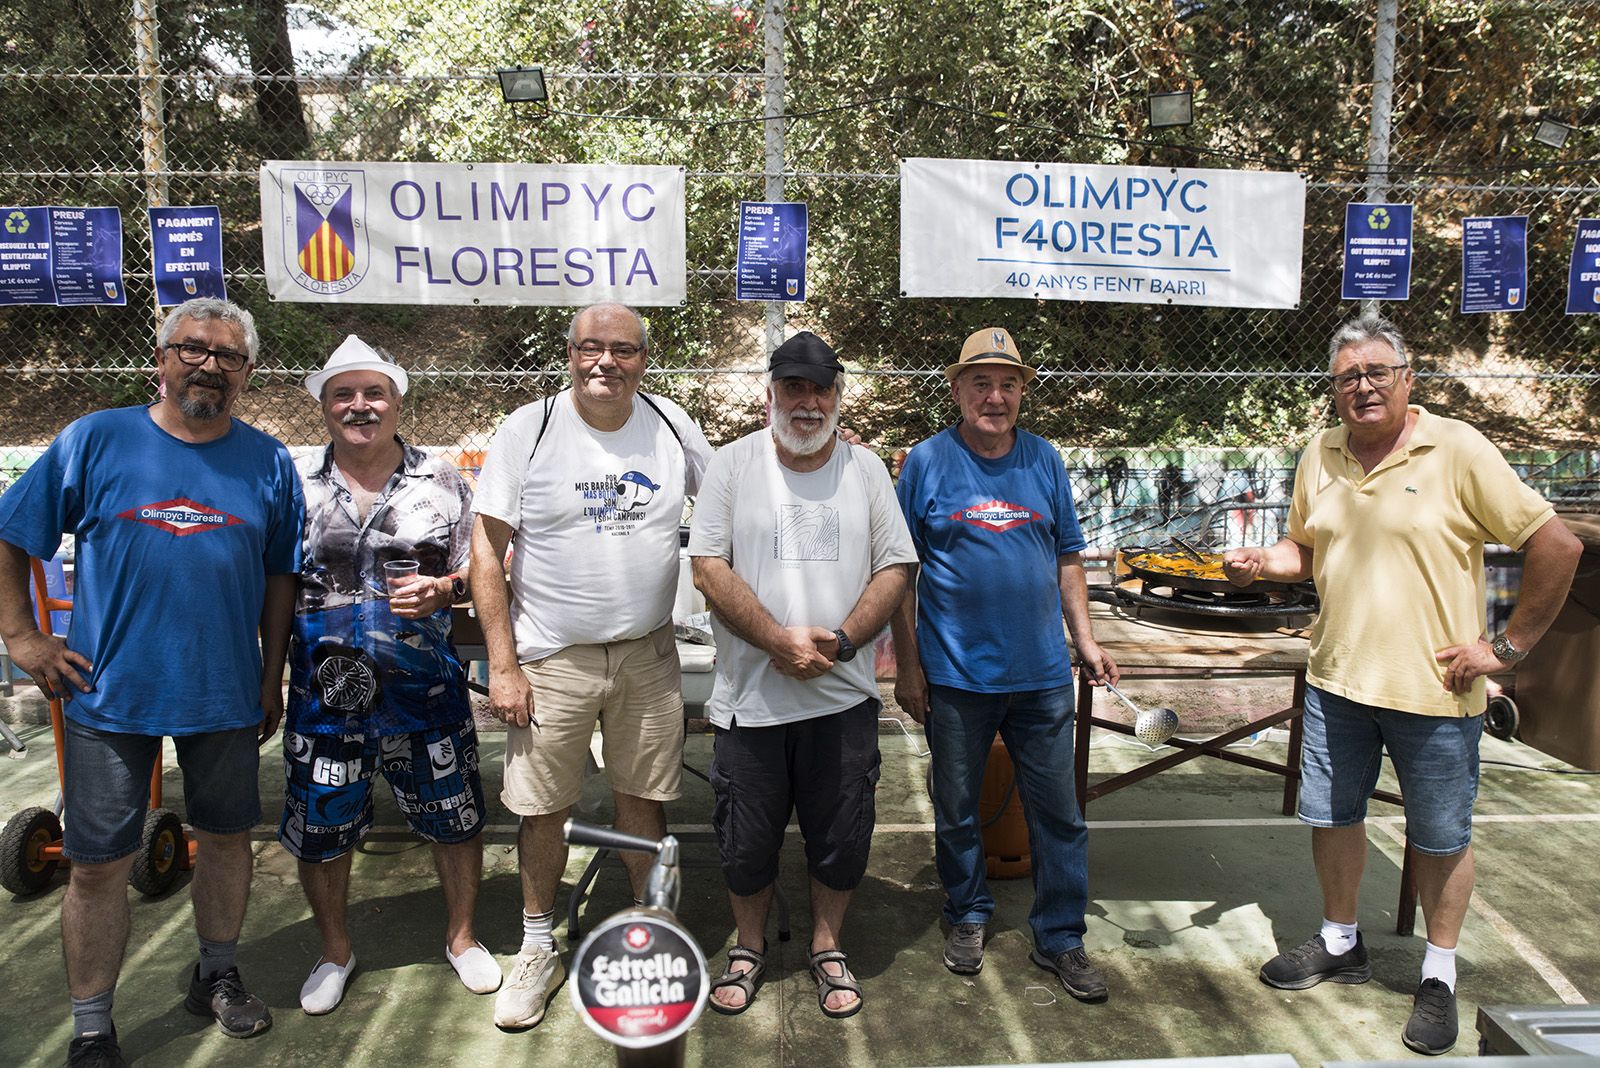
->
xmin=2 ymin=700 xmax=1598 ymax=1067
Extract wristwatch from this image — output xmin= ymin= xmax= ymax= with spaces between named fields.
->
xmin=1490 ymin=633 xmax=1527 ymax=665
xmin=832 ymin=628 xmax=857 ymax=663
xmin=449 ymin=575 xmax=468 ymax=603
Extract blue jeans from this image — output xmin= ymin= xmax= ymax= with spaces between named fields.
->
xmin=925 ymin=683 xmax=1088 ymax=955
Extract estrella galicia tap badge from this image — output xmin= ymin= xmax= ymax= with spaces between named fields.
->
xmin=282 ymin=167 xmax=367 ymax=296
xmin=571 ymin=911 xmax=708 ymax=1049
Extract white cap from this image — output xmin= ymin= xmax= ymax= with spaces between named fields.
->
xmin=304 ymin=335 xmax=409 ymax=399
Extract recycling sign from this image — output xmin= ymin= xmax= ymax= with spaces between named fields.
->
xmin=1342 ymin=201 xmax=1413 ymax=302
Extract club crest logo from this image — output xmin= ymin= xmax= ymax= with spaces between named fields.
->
xmin=282 ymin=168 xmax=367 ymax=295
xmin=992 ymin=329 xmax=1007 ymax=350
xmin=183 ymin=277 xmax=198 ymax=295
xmin=118 ymin=497 xmax=243 ymax=536
xmin=950 ymin=499 xmax=1040 ymax=533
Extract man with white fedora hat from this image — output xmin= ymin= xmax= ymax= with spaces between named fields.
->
xmin=278 ymin=334 xmax=499 ymax=1015
xmin=890 ymin=326 xmax=1119 ymax=1002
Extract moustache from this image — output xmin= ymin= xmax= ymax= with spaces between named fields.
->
xmin=185 ymin=371 xmax=227 ymax=391
xmin=341 ymin=411 xmax=380 ymax=426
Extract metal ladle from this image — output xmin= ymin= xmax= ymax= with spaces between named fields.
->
xmin=1101 ymin=680 xmax=1181 ymax=746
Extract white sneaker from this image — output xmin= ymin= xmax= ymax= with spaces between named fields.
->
xmin=300 ymin=954 xmax=356 ymax=1015
xmin=492 ymin=945 xmax=565 ymax=1029
xmin=448 ymin=942 xmax=504 ymax=994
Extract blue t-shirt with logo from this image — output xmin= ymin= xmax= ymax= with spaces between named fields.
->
xmin=0 ymin=406 xmax=304 ymax=735
xmin=896 ymin=426 xmax=1086 ymax=693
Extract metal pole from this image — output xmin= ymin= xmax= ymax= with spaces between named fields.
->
xmin=1361 ymin=0 xmax=1399 ymax=317
xmin=762 ymin=0 xmax=786 ymax=356
xmin=131 ymin=0 xmax=169 ymax=331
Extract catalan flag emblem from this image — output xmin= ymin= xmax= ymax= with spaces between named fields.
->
xmin=295 ymin=182 xmax=357 ymax=281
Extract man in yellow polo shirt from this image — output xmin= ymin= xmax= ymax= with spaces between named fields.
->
xmin=1224 ymin=314 xmax=1581 ymax=1057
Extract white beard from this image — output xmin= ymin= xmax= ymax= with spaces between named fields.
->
xmin=771 ymin=405 xmax=839 ymax=456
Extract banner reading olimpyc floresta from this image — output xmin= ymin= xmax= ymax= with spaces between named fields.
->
xmin=260 ymin=161 xmax=687 ymax=306
xmin=900 ymin=157 xmax=1306 ymax=310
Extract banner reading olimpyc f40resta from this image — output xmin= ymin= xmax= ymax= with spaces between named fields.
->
xmin=260 ymin=161 xmax=687 ymax=306
xmin=900 ymin=158 xmax=1305 ymax=310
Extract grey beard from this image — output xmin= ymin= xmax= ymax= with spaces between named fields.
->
xmin=176 ymin=389 xmax=224 ymax=421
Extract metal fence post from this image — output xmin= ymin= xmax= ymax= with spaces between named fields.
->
xmin=762 ymin=0 xmax=786 ymax=357
xmin=1360 ymin=0 xmax=1399 ymax=318
xmin=131 ymin=0 xmax=169 ymax=334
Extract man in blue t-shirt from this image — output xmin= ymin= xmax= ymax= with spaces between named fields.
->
xmin=0 ymin=298 xmax=302 ymax=1066
xmin=889 ymin=326 xmax=1120 ymax=1003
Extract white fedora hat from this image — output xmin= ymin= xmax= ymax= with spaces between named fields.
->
xmin=304 ymin=335 xmax=409 ymax=399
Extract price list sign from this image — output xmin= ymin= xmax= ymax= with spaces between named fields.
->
xmin=736 ymin=202 xmax=808 ymax=302
xmin=1460 ymin=215 xmax=1527 ymax=314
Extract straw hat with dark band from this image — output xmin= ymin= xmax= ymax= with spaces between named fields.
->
xmin=944 ymin=326 xmax=1036 ymax=382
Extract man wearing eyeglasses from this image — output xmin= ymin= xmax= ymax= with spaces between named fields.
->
xmin=469 ymin=302 xmax=712 ymax=1031
xmin=1224 ymin=314 xmax=1581 ymax=1056
xmin=0 ymin=297 xmax=302 ymax=1066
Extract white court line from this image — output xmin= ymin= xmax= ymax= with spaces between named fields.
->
xmin=333 ymin=810 xmax=1600 ymax=837
xmin=1371 ymin=820 xmax=1588 ymax=1005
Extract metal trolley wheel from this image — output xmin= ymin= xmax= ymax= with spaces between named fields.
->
xmin=0 ymin=806 xmax=63 ymax=896
xmin=1485 ymin=694 xmax=1520 ymax=742
xmin=128 ymin=809 xmax=185 ymax=897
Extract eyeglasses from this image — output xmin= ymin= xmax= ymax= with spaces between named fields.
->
xmin=166 ymin=341 xmax=250 ymax=372
xmin=572 ymin=341 xmax=643 ymax=359
xmin=1330 ymin=363 xmax=1407 ymax=394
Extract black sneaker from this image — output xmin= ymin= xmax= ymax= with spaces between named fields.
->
xmin=1258 ymin=932 xmax=1372 ymax=990
xmin=1402 ymin=978 xmax=1458 ymax=1056
xmin=943 ymin=922 xmax=986 ymax=975
xmin=184 ymin=964 xmax=273 ymax=1038
xmin=1030 ymin=946 xmax=1109 ymax=1003
xmin=66 ymin=1029 xmax=127 ymax=1068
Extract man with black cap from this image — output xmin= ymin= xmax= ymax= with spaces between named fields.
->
xmin=279 ymin=336 xmax=499 ymax=1016
xmin=690 ymin=331 xmax=917 ymax=1020
xmin=889 ymin=326 xmax=1119 ymax=1003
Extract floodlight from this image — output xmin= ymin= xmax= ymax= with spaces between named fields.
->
xmin=1148 ymin=91 xmax=1194 ymax=129
xmin=497 ymin=66 xmax=548 ymax=104
xmin=1533 ymin=118 xmax=1572 ymax=150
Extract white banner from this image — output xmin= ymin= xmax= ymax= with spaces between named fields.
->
xmin=900 ymin=158 xmax=1305 ymax=310
xmin=260 ymin=161 xmax=686 ymax=306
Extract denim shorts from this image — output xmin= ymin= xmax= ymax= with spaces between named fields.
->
xmin=1298 ymin=684 xmax=1483 ymax=856
xmin=279 ymin=719 xmax=485 ymax=862
xmin=61 ymin=716 xmax=261 ymax=864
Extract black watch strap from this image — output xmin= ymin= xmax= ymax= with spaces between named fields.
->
xmin=832 ymin=627 xmax=857 ymax=662
xmin=450 ymin=575 xmax=468 ymax=602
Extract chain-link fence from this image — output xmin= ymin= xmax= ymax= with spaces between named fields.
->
xmin=2 ymin=0 xmax=1597 ymax=548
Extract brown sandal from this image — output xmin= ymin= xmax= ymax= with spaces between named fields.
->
xmin=708 ymin=943 xmax=766 ymax=1016
xmin=808 ymin=947 xmax=862 ymax=1019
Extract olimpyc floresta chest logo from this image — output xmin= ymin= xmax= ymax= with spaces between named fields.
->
xmin=950 ymin=499 xmax=1042 ymax=533
xmin=118 ymin=498 xmax=244 ymax=536
xmin=578 ymin=469 xmax=661 ymax=533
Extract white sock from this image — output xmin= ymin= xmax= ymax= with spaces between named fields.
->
xmin=1321 ymin=918 xmax=1359 ymax=956
xmin=1421 ymin=941 xmax=1457 ymax=990
xmin=520 ymin=910 xmax=555 ymax=953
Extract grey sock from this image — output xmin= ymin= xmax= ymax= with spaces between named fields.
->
xmin=71 ymin=987 xmax=114 ymax=1039
xmin=199 ymin=934 xmax=238 ymax=980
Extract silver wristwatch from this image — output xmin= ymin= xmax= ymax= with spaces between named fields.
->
xmin=1490 ymin=633 xmax=1527 ymax=665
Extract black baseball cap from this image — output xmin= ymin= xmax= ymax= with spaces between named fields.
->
xmin=768 ymin=331 xmax=845 ymax=387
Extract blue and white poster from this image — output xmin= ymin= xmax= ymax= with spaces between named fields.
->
xmin=736 ymin=202 xmax=808 ymax=302
xmin=900 ymin=158 xmax=1305 ymax=309
xmin=260 ymin=160 xmax=687 ymax=306
xmin=149 ymin=205 xmax=227 ymax=305
xmin=0 ymin=206 xmax=124 ymax=306
xmin=0 ymin=207 xmax=57 ymax=305
xmin=1460 ymin=215 xmax=1527 ymax=314
xmin=1341 ymin=202 xmax=1413 ymax=301
xmin=1565 ymin=218 xmax=1600 ymax=315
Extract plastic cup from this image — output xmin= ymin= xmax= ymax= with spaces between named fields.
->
xmin=383 ymin=559 xmax=420 ymax=593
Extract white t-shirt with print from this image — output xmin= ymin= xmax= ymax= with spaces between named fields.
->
xmin=474 ymin=390 xmax=711 ymax=662
xmin=688 ymin=429 xmax=917 ymax=728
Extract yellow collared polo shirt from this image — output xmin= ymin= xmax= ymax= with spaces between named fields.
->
xmin=1287 ymin=406 xmax=1554 ymax=716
